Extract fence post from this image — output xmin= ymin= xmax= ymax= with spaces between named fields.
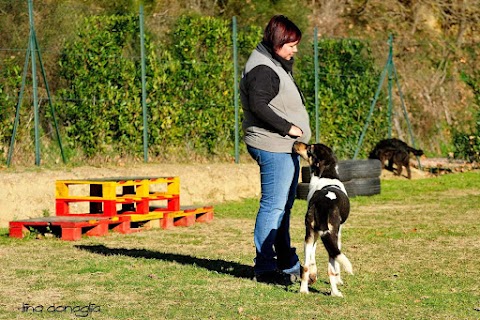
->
xmin=28 ymin=0 xmax=41 ymax=165
xmin=387 ymin=34 xmax=393 ymax=139
xmin=139 ymin=4 xmax=149 ymax=163
xmin=314 ymin=26 xmax=319 ymax=143
xmin=233 ymin=16 xmax=239 ymax=163
xmin=353 ymin=37 xmax=392 ymax=159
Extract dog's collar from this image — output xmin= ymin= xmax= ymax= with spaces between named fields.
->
xmin=307 ymin=176 xmax=348 ymax=202
xmin=322 ymin=184 xmax=342 ymax=191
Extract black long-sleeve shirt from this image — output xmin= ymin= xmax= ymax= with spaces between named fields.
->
xmin=241 ymin=44 xmax=299 ymax=136
xmin=242 ymin=65 xmax=292 ymax=136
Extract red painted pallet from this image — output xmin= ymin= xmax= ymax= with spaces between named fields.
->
xmin=9 ymin=216 xmax=131 ymax=241
xmin=126 ymin=205 xmax=215 ymax=230
xmin=8 ymin=176 xmax=214 ymax=241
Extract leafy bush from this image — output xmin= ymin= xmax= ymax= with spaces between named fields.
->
xmin=8 ymin=13 xmax=387 ymax=162
xmin=297 ymin=38 xmax=388 ymax=159
xmin=56 ymin=14 xmax=261 ymax=159
xmin=0 ymin=56 xmax=23 ymax=159
xmin=454 ymin=61 xmax=480 ymax=162
xmin=148 ymin=15 xmax=238 ymax=156
xmin=57 ymin=14 xmax=143 ymax=157
xmin=452 ymin=132 xmax=480 ymax=162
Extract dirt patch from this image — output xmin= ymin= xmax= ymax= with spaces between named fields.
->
xmin=380 ymin=157 xmax=479 ymax=179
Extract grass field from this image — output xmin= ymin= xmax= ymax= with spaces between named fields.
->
xmin=0 ymin=171 xmax=479 ymax=319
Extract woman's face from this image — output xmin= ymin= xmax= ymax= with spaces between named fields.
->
xmin=275 ymin=41 xmax=299 ymax=60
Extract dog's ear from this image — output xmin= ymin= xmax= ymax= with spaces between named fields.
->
xmin=314 ymin=144 xmax=338 ymax=177
xmin=318 ymin=145 xmax=335 ymax=164
xmin=313 ymin=160 xmax=327 ymax=177
xmin=293 ymin=141 xmax=309 ymax=160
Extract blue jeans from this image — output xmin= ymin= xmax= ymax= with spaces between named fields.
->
xmin=247 ymin=145 xmax=300 ymax=275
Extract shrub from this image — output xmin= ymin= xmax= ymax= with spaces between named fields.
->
xmin=452 ymin=132 xmax=480 ymax=162
xmin=56 ymin=14 xmax=261 ymax=159
xmin=296 ymin=38 xmax=388 ymax=159
xmin=0 ymin=55 xmax=23 ymax=160
xmin=454 ymin=59 xmax=480 ymax=163
xmin=56 ymin=14 xmax=143 ymax=157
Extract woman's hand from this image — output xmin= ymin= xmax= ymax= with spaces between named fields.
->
xmin=288 ymin=125 xmax=303 ymax=137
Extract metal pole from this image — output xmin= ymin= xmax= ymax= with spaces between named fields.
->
xmin=314 ymin=26 xmax=319 ymax=143
xmin=353 ymin=50 xmax=391 ymax=159
xmin=33 ymin=29 xmax=66 ymax=163
xmin=28 ymin=0 xmax=40 ymax=165
xmin=391 ymin=62 xmax=422 ymax=170
xmin=139 ymin=4 xmax=149 ymax=163
xmin=233 ymin=16 xmax=239 ymax=163
xmin=387 ymin=34 xmax=393 ymax=139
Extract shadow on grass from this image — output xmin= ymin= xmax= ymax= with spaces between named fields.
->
xmin=75 ymin=245 xmax=326 ymax=293
xmin=75 ymin=244 xmax=254 ymax=280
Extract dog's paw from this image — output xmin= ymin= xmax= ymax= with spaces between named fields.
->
xmin=336 ymin=276 xmax=344 ymax=286
xmin=299 ymin=283 xmax=309 ymax=294
xmin=331 ymin=290 xmax=344 ymax=298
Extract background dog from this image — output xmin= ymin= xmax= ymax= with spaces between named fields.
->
xmin=369 ymin=138 xmax=424 ymax=179
xmin=293 ymin=142 xmax=353 ymax=297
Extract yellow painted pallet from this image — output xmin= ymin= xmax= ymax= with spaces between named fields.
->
xmin=55 ymin=176 xmax=180 ymax=217
xmin=56 ymin=176 xmax=180 ymax=200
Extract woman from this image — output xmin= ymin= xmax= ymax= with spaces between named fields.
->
xmin=240 ymin=15 xmax=311 ymax=284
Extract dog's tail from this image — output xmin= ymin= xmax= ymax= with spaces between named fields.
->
xmin=368 ymin=148 xmax=378 ymax=159
xmin=321 ymin=233 xmax=353 ymax=275
xmin=406 ymin=146 xmax=424 ymax=157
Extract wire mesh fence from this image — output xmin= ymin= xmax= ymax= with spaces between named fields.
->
xmin=0 ymin=1 xmax=477 ymax=166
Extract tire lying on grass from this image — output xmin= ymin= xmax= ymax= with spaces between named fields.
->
xmin=296 ymin=182 xmax=310 ymax=200
xmin=338 ymin=159 xmax=382 ymax=181
xmin=301 ymin=159 xmax=381 ymax=183
xmin=297 ymin=159 xmax=382 ymax=199
xmin=343 ymin=177 xmax=381 ymax=197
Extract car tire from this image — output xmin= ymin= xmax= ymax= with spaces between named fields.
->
xmin=301 ymin=159 xmax=381 ymax=183
xmin=301 ymin=166 xmax=312 ymax=183
xmin=338 ymin=159 xmax=382 ymax=180
xmin=296 ymin=182 xmax=309 ymax=200
xmin=297 ymin=160 xmax=382 ymax=199
xmin=343 ymin=177 xmax=381 ymax=197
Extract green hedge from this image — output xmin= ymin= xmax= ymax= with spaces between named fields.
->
xmin=57 ymin=15 xmax=144 ymax=157
xmin=0 ymin=56 xmax=23 ymax=162
xmin=146 ymin=15 xmax=259 ymax=157
xmin=297 ymin=38 xmax=388 ymax=159
xmin=55 ymin=14 xmax=260 ymax=159
xmin=455 ymin=64 xmax=480 ymax=162
xmin=1 ymin=14 xmax=395 ymax=162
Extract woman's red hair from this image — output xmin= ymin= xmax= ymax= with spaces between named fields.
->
xmin=263 ymin=15 xmax=302 ymax=51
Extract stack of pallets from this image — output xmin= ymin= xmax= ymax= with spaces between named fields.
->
xmin=9 ymin=176 xmax=214 ymax=241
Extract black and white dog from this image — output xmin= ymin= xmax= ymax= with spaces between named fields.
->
xmin=293 ymin=142 xmax=353 ymax=297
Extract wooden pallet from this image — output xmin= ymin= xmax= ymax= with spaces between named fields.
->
xmin=127 ymin=206 xmax=215 ymax=230
xmin=8 ymin=176 xmax=214 ymax=241
xmin=55 ymin=176 xmax=180 ymax=217
xmin=9 ymin=206 xmax=215 ymax=241
xmin=9 ymin=216 xmax=131 ymax=241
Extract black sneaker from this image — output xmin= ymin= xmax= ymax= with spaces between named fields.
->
xmin=254 ymin=270 xmax=296 ymax=286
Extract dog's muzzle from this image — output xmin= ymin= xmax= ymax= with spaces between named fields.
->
xmin=293 ymin=142 xmax=309 ymax=160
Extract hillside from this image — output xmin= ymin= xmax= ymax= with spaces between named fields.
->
xmin=0 ymin=0 xmax=479 ymax=164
